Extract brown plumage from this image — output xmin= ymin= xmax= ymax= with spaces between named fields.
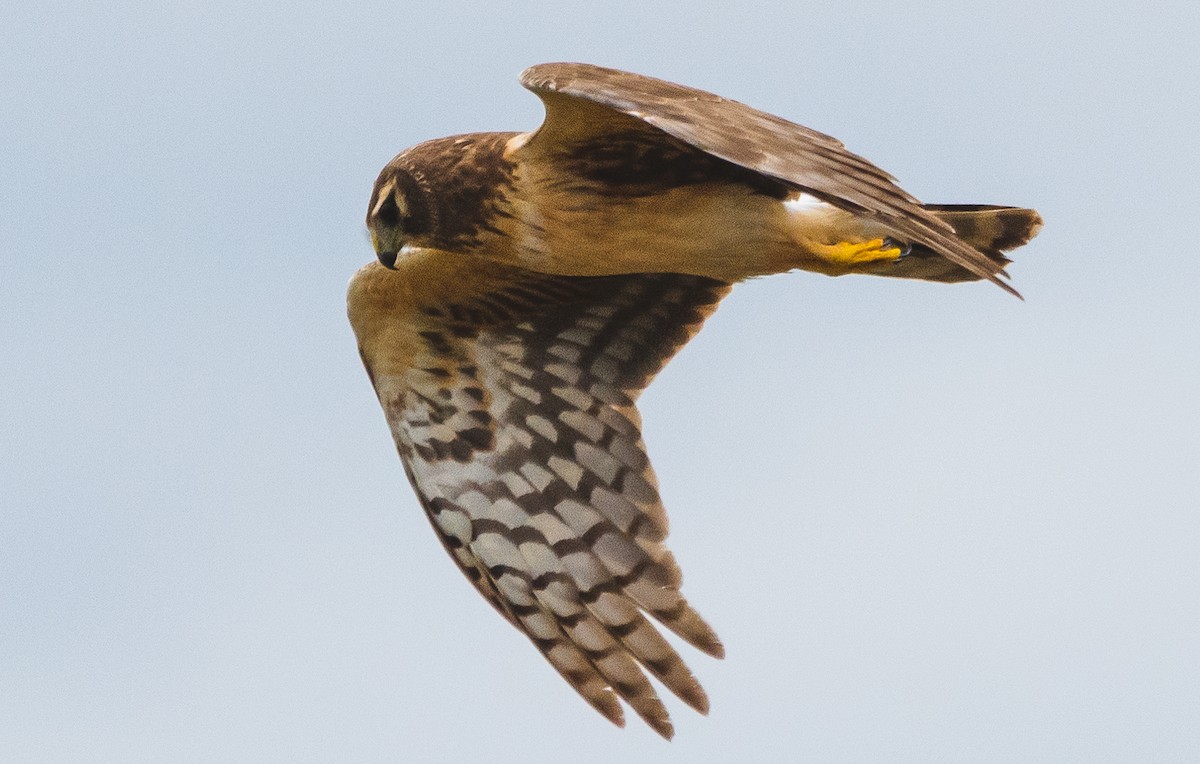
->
xmin=350 ymin=62 xmax=1043 ymax=738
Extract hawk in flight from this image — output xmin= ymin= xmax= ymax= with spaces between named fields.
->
xmin=348 ymin=62 xmax=1042 ymax=738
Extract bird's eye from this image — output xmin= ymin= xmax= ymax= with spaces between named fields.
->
xmin=376 ymin=193 xmax=403 ymax=227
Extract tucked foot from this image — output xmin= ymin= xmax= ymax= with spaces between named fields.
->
xmin=808 ymin=237 xmax=907 ymax=273
xmin=882 ymin=237 xmax=913 ymax=259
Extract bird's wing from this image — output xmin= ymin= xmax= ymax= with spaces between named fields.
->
xmin=348 ymin=258 xmax=731 ymax=738
xmin=518 ymin=62 xmax=1017 ymax=295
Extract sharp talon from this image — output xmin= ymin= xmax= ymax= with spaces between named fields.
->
xmin=883 ymin=237 xmax=912 ymax=259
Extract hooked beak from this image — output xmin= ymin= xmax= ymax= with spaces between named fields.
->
xmin=370 ymin=230 xmax=399 ymax=269
xmin=376 ymin=249 xmax=398 ymax=269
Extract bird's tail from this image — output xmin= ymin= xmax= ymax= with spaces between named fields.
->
xmin=885 ymin=204 xmax=1044 ymax=284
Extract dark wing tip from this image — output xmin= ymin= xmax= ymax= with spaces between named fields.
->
xmin=650 ymin=717 xmax=675 ymax=741
xmin=999 ymin=280 xmax=1024 ymax=300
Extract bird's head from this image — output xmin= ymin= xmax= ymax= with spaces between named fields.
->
xmin=366 ymin=160 xmax=434 ymax=270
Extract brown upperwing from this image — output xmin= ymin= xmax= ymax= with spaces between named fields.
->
xmin=517 ymin=62 xmax=1020 ymax=296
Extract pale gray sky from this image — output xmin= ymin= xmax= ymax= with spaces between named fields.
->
xmin=4 ymin=1 xmax=1198 ymax=761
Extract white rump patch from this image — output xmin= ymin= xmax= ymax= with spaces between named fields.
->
xmin=782 ymin=192 xmax=874 ymax=241
xmin=783 ymin=192 xmax=837 ymax=217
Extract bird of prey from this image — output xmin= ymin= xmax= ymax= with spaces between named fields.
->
xmin=348 ymin=62 xmax=1042 ymax=738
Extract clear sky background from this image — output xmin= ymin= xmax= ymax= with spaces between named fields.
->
xmin=4 ymin=1 xmax=1198 ymax=761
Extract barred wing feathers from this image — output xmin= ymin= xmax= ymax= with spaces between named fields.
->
xmin=349 ymin=260 xmax=732 ymax=738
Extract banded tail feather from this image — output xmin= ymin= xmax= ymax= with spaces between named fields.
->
xmin=878 ymin=204 xmax=1043 ymax=284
